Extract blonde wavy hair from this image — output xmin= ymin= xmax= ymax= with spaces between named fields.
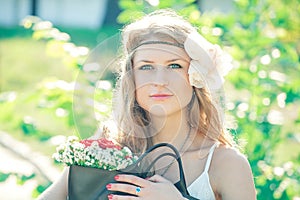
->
xmin=110 ymin=9 xmax=234 ymax=154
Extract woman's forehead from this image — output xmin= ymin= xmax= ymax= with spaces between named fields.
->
xmin=133 ymin=43 xmax=189 ymax=61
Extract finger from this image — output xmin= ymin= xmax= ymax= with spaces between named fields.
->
xmin=147 ymin=174 xmax=170 ymax=183
xmin=108 ymin=194 xmax=138 ymax=200
xmin=115 ymin=174 xmax=150 ymax=188
xmin=107 ymin=183 xmax=141 ymax=196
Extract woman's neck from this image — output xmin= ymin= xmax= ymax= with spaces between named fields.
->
xmin=150 ymin=110 xmax=192 ymax=149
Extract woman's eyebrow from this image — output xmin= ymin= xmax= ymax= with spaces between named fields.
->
xmin=135 ymin=59 xmax=155 ymax=64
xmin=167 ymin=58 xmax=189 ymax=63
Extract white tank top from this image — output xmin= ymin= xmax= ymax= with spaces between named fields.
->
xmin=187 ymin=143 xmax=218 ymax=200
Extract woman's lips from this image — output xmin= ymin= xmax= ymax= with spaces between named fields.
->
xmin=150 ymin=93 xmax=173 ymax=100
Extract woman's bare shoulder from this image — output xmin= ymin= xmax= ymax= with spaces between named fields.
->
xmin=211 ymin=145 xmax=256 ymax=200
xmin=214 ymin=145 xmax=249 ymax=166
xmin=212 ymin=145 xmax=252 ymax=178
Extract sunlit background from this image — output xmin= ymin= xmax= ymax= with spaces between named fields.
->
xmin=0 ymin=0 xmax=299 ymax=199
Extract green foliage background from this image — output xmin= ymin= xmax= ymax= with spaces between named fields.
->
xmin=0 ymin=0 xmax=299 ymax=199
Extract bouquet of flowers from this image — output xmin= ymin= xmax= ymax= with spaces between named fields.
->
xmin=53 ymin=136 xmax=138 ymax=171
xmin=52 ymin=136 xmax=195 ymax=200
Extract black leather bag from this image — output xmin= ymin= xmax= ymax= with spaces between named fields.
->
xmin=68 ymin=143 xmax=199 ymax=200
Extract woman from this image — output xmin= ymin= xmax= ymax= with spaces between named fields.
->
xmin=38 ymin=9 xmax=256 ymax=200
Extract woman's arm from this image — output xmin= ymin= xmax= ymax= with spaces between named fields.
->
xmin=37 ymin=167 xmax=69 ymax=200
xmin=214 ymin=147 xmax=257 ymax=200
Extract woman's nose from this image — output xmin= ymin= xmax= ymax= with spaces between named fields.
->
xmin=152 ymin=68 xmax=169 ymax=86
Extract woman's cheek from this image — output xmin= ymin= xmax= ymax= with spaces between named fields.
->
xmin=135 ymin=86 xmax=149 ymax=110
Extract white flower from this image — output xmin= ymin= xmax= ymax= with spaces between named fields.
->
xmin=67 ymin=135 xmax=79 ymax=143
xmin=184 ymin=31 xmax=233 ymax=90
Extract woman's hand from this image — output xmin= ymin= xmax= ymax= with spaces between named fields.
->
xmin=106 ymin=174 xmax=185 ymax=200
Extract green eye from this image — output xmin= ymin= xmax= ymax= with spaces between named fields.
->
xmin=139 ymin=65 xmax=154 ymax=70
xmin=168 ymin=63 xmax=182 ymax=69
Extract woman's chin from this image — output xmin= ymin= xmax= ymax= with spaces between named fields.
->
xmin=148 ymin=104 xmax=183 ymax=118
xmin=148 ymin=105 xmax=168 ymax=117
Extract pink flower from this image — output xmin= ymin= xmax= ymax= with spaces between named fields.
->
xmin=97 ymin=138 xmax=122 ymax=150
xmin=80 ymin=138 xmax=122 ymax=150
xmin=79 ymin=139 xmax=95 ymax=147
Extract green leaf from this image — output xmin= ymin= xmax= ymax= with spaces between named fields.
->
xmin=117 ymin=10 xmax=145 ymax=24
xmin=0 ymin=172 xmax=10 ymax=182
xmin=119 ymin=0 xmax=138 ymax=10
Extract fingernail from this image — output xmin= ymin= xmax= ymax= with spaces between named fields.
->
xmin=106 ymin=184 xmax=112 ymax=189
xmin=114 ymin=175 xmax=119 ymax=180
xmin=108 ymin=194 xmax=113 ymax=200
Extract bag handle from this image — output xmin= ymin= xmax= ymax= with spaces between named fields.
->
xmin=144 ymin=152 xmax=178 ymax=173
xmin=135 ymin=143 xmax=188 ymax=195
xmin=140 ymin=143 xmax=199 ymax=199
